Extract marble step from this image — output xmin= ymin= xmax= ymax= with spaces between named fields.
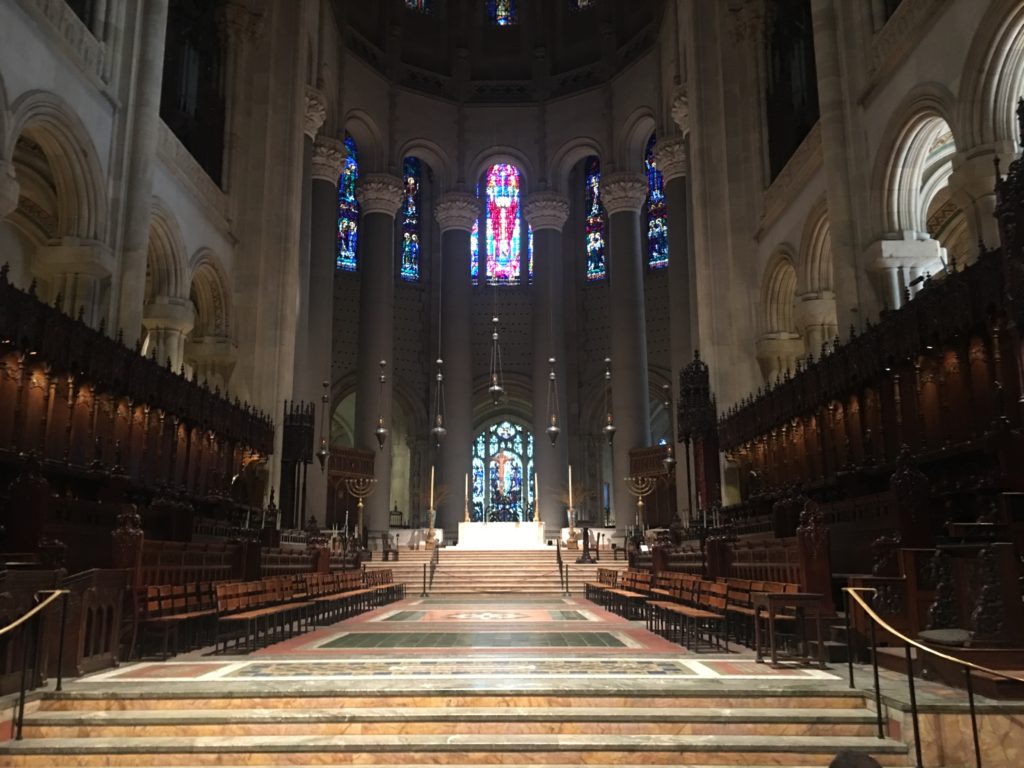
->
xmin=21 ymin=706 xmax=879 ymax=738
xmin=0 ymin=733 xmax=911 ymax=766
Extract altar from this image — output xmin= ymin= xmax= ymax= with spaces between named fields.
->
xmin=455 ymin=521 xmax=548 ymax=550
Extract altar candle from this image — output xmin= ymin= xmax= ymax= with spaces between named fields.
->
xmin=568 ymin=465 xmax=573 ymax=509
xmin=534 ymin=473 xmax=539 ymax=512
xmin=429 ymin=465 xmax=435 ymax=510
xmin=464 ymin=472 xmax=469 ymax=504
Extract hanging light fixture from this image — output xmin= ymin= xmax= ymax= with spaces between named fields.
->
xmin=545 ymin=356 xmax=560 ymax=446
xmin=374 ymin=359 xmax=388 ymax=450
xmin=661 ymin=383 xmax=676 ymax=472
xmin=430 ymin=357 xmax=447 ymax=447
xmin=316 ymin=380 xmax=329 ymax=471
xmin=602 ymin=357 xmax=616 ymax=445
xmin=488 ymin=315 xmax=505 ymax=405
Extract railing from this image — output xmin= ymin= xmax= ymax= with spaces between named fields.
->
xmin=555 ymin=540 xmax=566 ymax=595
xmin=844 ymin=587 xmax=1024 ymax=768
xmin=0 ymin=589 xmax=71 ymax=740
xmin=428 ymin=546 xmax=439 ymax=592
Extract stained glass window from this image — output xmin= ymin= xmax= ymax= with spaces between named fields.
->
xmin=645 ymin=133 xmax=669 ymax=270
xmin=528 ymin=223 xmax=534 ymax=282
xmin=471 ymin=420 xmax=535 ymax=522
xmin=483 ymin=163 xmax=522 ymax=284
xmin=487 ymin=0 xmax=517 ymax=25
xmin=400 ymin=157 xmax=421 ymax=282
xmin=584 ymin=156 xmax=606 ymax=281
xmin=470 ymin=218 xmax=480 ymax=283
xmin=337 ymin=135 xmax=359 ymax=271
xmin=570 ymin=0 xmax=596 ymax=8
xmin=405 ymin=0 xmax=430 ymax=11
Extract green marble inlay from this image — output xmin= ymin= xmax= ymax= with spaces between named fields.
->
xmin=382 ymin=611 xmax=425 ymax=622
xmin=550 ymin=610 xmax=587 ymax=621
xmin=320 ymin=631 xmax=625 ymax=649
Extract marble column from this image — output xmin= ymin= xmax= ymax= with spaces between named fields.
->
xmin=114 ymin=0 xmax=171 ymax=343
xmin=655 ymin=136 xmax=693 ymax=522
xmin=602 ymin=172 xmax=652 ymax=533
xmin=142 ymin=296 xmax=194 ymax=370
xmin=305 ymin=134 xmax=346 ymax=524
xmin=434 ymin=192 xmax=478 ymax=539
xmin=525 ymin=192 xmax=570 ymax=531
xmin=353 ymin=174 xmax=404 ymax=541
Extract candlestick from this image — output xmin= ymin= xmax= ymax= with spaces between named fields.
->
xmin=429 ymin=465 xmax=435 ymax=511
xmin=464 ymin=472 xmax=470 ymax=522
xmin=568 ymin=465 xmax=573 ymax=509
xmin=344 ymin=509 xmax=349 ymax=532
xmin=533 ymin=472 xmax=540 ymax=523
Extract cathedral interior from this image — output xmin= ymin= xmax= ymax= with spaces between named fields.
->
xmin=1 ymin=0 xmax=1024 ymax=765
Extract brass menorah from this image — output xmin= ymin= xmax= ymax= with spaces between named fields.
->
xmin=345 ymin=477 xmax=378 ymax=540
xmin=625 ymin=475 xmax=656 ymax=529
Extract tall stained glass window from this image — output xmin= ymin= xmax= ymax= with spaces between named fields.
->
xmin=400 ymin=157 xmax=421 ymax=281
xmin=337 ymin=135 xmax=359 ymax=271
xmin=645 ymin=133 xmax=669 ymax=270
xmin=487 ymin=0 xmax=518 ymax=26
xmin=527 ymin=223 xmax=534 ymax=282
xmin=483 ymin=163 xmax=522 ymax=284
xmin=470 ymin=218 xmax=480 ymax=283
xmin=471 ymin=420 xmax=534 ymax=522
xmin=584 ymin=156 xmax=606 ymax=281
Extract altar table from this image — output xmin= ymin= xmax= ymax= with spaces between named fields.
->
xmin=455 ymin=521 xmax=547 ymax=550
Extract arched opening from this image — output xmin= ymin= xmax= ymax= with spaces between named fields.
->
xmin=184 ymin=254 xmax=234 ymax=391
xmin=757 ymin=251 xmax=804 ymax=383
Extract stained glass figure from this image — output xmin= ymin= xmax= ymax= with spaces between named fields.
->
xmin=645 ymin=133 xmax=669 ymax=270
xmin=471 ymin=420 xmax=534 ymax=522
xmin=400 ymin=157 xmax=421 ymax=281
xmin=487 ymin=0 xmax=518 ymax=26
xmin=570 ymin=0 xmax=596 ymax=8
xmin=484 ymin=163 xmax=522 ymax=284
xmin=337 ymin=135 xmax=359 ymax=271
xmin=584 ymin=156 xmax=606 ymax=281
xmin=528 ymin=223 xmax=534 ymax=283
xmin=405 ymin=0 xmax=430 ymax=11
xmin=470 ymin=218 xmax=479 ymax=283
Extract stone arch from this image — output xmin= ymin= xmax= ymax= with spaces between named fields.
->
xmin=957 ymin=0 xmax=1024 ymax=151
xmin=188 ymin=249 xmax=232 ymax=338
xmin=797 ymin=198 xmax=832 ymax=295
xmin=549 ymin=136 xmax=606 ymax=194
xmin=7 ymin=90 xmax=107 ymax=242
xmin=618 ymin=106 xmax=656 ymax=173
xmin=469 ymin=147 xmax=536 ymax=194
xmin=761 ymin=249 xmax=799 ymax=336
xmin=0 ymin=70 xmax=9 ymax=166
xmin=395 ymin=138 xmax=452 ymax=191
xmin=343 ymin=109 xmax=385 ymax=174
xmin=873 ymin=85 xmax=959 ymax=238
xmin=146 ymin=200 xmax=189 ymax=301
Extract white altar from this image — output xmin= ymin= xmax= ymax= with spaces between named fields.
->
xmin=455 ymin=521 xmax=548 ymax=550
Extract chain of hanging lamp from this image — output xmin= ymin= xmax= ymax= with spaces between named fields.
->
xmin=602 ymin=356 xmax=616 ymax=445
xmin=430 ymin=241 xmax=447 ymax=447
xmin=374 ymin=359 xmax=388 ymax=450
xmin=545 ymin=356 xmax=560 ymax=446
xmin=662 ymin=383 xmax=676 ymax=471
xmin=316 ymin=380 xmax=330 ymax=470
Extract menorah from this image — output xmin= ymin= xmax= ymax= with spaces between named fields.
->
xmin=625 ymin=475 xmax=656 ymax=529
xmin=345 ymin=477 xmax=378 ymax=542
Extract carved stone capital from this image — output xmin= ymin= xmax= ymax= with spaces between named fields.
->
xmin=654 ymin=137 xmax=688 ymax=183
xmin=728 ymin=0 xmax=765 ymax=45
xmin=304 ymin=87 xmax=328 ymax=140
xmin=671 ymin=89 xmax=689 ymax=136
xmin=220 ymin=1 xmax=265 ymax=45
xmin=356 ymin=173 xmax=404 ymax=216
xmin=435 ymin=192 xmax=480 ymax=232
xmin=601 ymin=172 xmax=648 ymax=215
xmin=524 ymin=191 xmax=570 ymax=231
xmin=142 ymin=296 xmax=196 ymax=335
xmin=0 ymin=164 xmax=19 ymax=218
xmin=312 ymin=136 xmax=346 ymax=184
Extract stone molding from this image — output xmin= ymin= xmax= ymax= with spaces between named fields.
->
xmin=304 ymin=87 xmax=328 ymax=140
xmin=727 ymin=0 xmax=765 ymax=46
xmin=654 ymin=137 xmax=688 ymax=182
xmin=524 ymin=192 xmax=570 ymax=231
xmin=865 ymin=0 xmax=949 ymax=99
xmin=757 ymin=123 xmax=822 ymax=240
xmin=221 ymin=1 xmax=265 ymax=44
xmin=156 ymin=123 xmax=230 ymax=230
xmin=312 ymin=136 xmax=346 ymax=184
xmin=33 ymin=240 xmax=114 ymax=278
xmin=0 ymin=165 xmax=20 ymax=218
xmin=17 ymin=0 xmax=106 ymax=84
xmin=602 ymin=172 xmax=648 ymax=215
xmin=435 ymin=192 xmax=480 ymax=232
xmin=671 ymin=88 xmax=689 ymax=136
xmin=142 ymin=296 xmax=196 ymax=334
xmin=356 ymin=173 xmax=404 ymax=216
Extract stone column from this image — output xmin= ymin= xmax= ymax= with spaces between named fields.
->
xmin=602 ymin=172 xmax=652 ymax=533
xmin=434 ymin=192 xmax=478 ymax=539
xmin=525 ymin=192 xmax=570 ymax=530
xmin=655 ymin=135 xmax=693 ymax=522
xmin=142 ymin=296 xmax=194 ymax=370
xmin=353 ymin=174 xmax=404 ymax=541
xmin=948 ymin=148 xmax=1010 ymax=254
xmin=306 ymin=135 xmax=346 ymax=524
xmin=34 ymin=241 xmax=116 ymax=328
xmin=794 ymin=291 xmax=838 ymax=356
xmin=114 ymin=0 xmax=171 ymax=343
xmin=184 ymin=335 xmax=236 ymax=392
xmin=865 ymin=238 xmax=943 ymax=311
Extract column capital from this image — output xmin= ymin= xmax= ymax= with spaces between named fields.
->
xmin=671 ymin=88 xmax=689 ymax=136
xmin=220 ymin=1 xmax=264 ymax=45
xmin=312 ymin=135 xmax=346 ymax=184
xmin=524 ymin=191 xmax=570 ymax=231
xmin=142 ymin=296 xmax=195 ymax=335
xmin=602 ymin=172 xmax=648 ymax=215
xmin=184 ymin=334 xmax=237 ymax=364
xmin=356 ymin=173 xmax=404 ymax=216
xmin=0 ymin=163 xmax=19 ymax=218
xmin=654 ymin=137 xmax=688 ymax=182
xmin=304 ymin=86 xmax=328 ymax=140
xmin=34 ymin=240 xmax=114 ymax=279
xmin=435 ymin=191 xmax=479 ymax=232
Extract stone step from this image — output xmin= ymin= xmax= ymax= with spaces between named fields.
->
xmin=807 ymin=639 xmax=850 ymax=663
xmin=0 ymin=733 xmax=911 ymax=766
xmin=21 ymin=706 xmax=879 ymax=739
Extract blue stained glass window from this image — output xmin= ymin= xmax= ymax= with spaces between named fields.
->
xmin=645 ymin=133 xmax=669 ymax=270
xmin=471 ymin=420 xmax=534 ymax=522
xmin=471 ymin=164 xmax=523 ymax=285
xmin=487 ymin=0 xmax=518 ymax=26
xmin=584 ymin=156 xmax=606 ymax=281
xmin=528 ymin=224 xmax=534 ymax=283
xmin=400 ymin=157 xmax=421 ymax=282
xmin=337 ymin=135 xmax=359 ymax=271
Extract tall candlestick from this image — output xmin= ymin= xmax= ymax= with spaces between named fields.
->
xmin=534 ymin=472 xmax=540 ymax=522
xmin=568 ymin=464 xmax=573 ymax=509
xmin=429 ymin=465 xmax=435 ymax=511
xmin=464 ymin=472 xmax=469 ymax=504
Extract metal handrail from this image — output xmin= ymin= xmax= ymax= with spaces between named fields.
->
xmin=0 ymin=589 xmax=68 ymax=638
xmin=843 ymin=586 xmax=1022 ymax=768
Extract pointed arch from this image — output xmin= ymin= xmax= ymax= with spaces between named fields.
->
xmin=798 ymin=198 xmax=833 ymax=295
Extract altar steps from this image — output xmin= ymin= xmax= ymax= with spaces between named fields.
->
xmin=364 ymin=548 xmax=605 ymax=595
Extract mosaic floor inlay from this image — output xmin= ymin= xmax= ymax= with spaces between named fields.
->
xmin=319 ymin=631 xmax=629 ymax=649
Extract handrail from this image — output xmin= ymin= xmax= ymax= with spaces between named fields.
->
xmin=845 ymin=587 xmax=1024 ymax=685
xmin=0 ymin=589 xmax=69 ymax=639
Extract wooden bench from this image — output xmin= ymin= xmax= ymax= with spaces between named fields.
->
xmin=132 ymin=581 xmax=223 ymax=659
xmin=584 ymin=567 xmax=619 ymax=605
xmin=215 ymin=577 xmax=314 ymax=653
xmin=604 ymin=569 xmax=651 ymax=620
xmin=302 ymin=571 xmax=367 ymax=624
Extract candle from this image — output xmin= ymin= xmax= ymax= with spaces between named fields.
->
xmin=568 ymin=465 xmax=573 ymax=509
xmin=429 ymin=465 xmax=435 ymax=510
xmin=464 ymin=472 xmax=469 ymax=504
xmin=534 ymin=472 xmax=539 ymax=520
xmin=344 ymin=509 xmax=349 ymax=531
